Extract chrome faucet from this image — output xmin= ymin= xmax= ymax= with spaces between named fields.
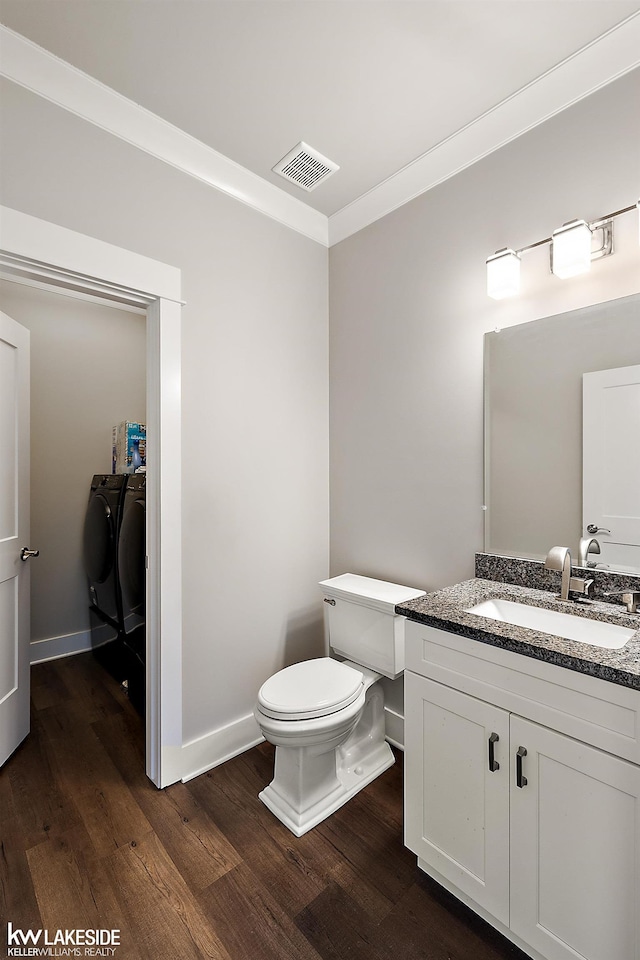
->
xmin=578 ymin=537 xmax=600 ymax=568
xmin=544 ymin=546 xmax=595 ymax=602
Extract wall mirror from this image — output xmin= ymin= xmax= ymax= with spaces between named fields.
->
xmin=484 ymin=292 xmax=640 ymax=574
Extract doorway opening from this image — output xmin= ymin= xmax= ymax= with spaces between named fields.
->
xmin=0 ymin=279 xmax=149 ymax=717
xmin=0 ymin=205 xmax=183 ymax=787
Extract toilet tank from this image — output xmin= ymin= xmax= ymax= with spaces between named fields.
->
xmin=319 ymin=574 xmax=426 ymax=679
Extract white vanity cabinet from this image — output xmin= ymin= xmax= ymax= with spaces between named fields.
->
xmin=404 ymin=621 xmax=640 ymax=960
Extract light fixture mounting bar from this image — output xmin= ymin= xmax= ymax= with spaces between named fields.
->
xmin=514 ymin=202 xmax=636 ymax=258
xmin=590 ymin=202 xmax=637 ymax=228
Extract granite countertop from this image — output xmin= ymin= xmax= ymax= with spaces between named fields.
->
xmin=396 ymin=578 xmax=640 ymax=691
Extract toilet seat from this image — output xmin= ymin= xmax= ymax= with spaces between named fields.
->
xmin=257 ymin=657 xmax=364 ymax=721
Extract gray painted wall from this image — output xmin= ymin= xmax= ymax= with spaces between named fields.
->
xmin=0 ymin=281 xmax=145 ymax=649
xmin=329 ymin=68 xmax=640 ymax=716
xmin=0 ymin=79 xmax=329 ymax=745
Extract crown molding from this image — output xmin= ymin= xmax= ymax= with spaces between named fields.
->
xmin=1 ymin=16 xmax=639 ymax=250
xmin=328 ymin=13 xmax=640 ymax=246
xmin=0 ymin=25 xmax=329 ymax=247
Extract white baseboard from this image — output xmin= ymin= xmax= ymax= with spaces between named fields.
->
xmin=181 ymin=712 xmax=264 ymax=783
xmin=30 ymin=629 xmax=93 ymax=664
xmin=385 ymin=705 xmax=404 ymax=751
xmin=181 ymin=705 xmax=403 ymax=783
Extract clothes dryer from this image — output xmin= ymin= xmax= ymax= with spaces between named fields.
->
xmin=83 ymin=474 xmax=127 ymax=679
xmin=118 ymin=473 xmax=146 ymax=640
xmin=118 ymin=473 xmax=146 ymax=716
xmin=83 ymin=474 xmax=126 ymax=625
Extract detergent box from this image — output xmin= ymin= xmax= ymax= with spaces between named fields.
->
xmin=113 ymin=421 xmax=146 ymax=473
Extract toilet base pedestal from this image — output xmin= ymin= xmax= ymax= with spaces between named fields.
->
xmin=259 ymin=740 xmax=394 ymax=837
xmin=259 ymin=742 xmax=344 ymax=838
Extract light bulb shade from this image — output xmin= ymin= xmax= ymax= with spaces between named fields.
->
xmin=486 ymin=249 xmax=520 ymax=299
xmin=552 ymin=220 xmax=592 ymax=278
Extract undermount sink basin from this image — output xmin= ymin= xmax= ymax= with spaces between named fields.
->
xmin=465 ymin=598 xmax=634 ymax=650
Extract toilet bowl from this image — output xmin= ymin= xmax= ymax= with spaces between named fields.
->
xmin=254 ymin=574 xmax=426 ymax=837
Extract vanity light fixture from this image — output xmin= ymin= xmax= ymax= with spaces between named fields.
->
xmin=486 ymin=248 xmax=521 ymax=299
xmin=551 ymin=220 xmax=592 ymax=278
xmin=486 ymin=201 xmax=637 ymax=299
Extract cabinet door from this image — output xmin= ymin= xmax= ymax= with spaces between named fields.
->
xmin=405 ymin=672 xmax=510 ymax=925
xmin=510 ymin=715 xmax=640 ymax=960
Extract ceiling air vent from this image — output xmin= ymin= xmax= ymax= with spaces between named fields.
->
xmin=272 ymin=141 xmax=339 ymax=192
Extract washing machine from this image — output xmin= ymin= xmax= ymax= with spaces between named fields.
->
xmin=83 ymin=474 xmax=127 ymax=679
xmin=118 ymin=473 xmax=146 ymax=716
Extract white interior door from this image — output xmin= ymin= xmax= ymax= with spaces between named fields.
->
xmin=583 ymin=364 xmax=640 ymax=572
xmin=0 ymin=310 xmax=31 ymax=767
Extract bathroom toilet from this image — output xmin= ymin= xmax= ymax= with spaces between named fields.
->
xmin=254 ymin=573 xmax=425 ymax=836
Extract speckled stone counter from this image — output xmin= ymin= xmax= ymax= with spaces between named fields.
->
xmin=475 ymin=551 xmax=640 ymax=601
xmin=396 ymin=578 xmax=640 ymax=691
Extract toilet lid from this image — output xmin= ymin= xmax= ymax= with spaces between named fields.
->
xmin=258 ymin=658 xmax=364 ymax=721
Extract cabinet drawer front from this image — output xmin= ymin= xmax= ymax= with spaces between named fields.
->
xmin=406 ymin=622 xmax=640 ymax=764
xmin=510 ymin=715 xmax=640 ymax=960
xmin=404 ymin=672 xmax=510 ymax=926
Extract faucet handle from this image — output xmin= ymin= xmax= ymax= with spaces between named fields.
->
xmin=569 ymin=576 xmax=595 ymax=600
xmin=605 ymin=590 xmax=640 ymax=614
xmin=582 ymin=578 xmax=595 ymax=600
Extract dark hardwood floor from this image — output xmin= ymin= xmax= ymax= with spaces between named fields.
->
xmin=1 ymin=653 xmax=529 ymax=960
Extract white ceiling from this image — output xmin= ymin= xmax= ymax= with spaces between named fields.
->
xmin=1 ymin=0 xmax=639 ymax=218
